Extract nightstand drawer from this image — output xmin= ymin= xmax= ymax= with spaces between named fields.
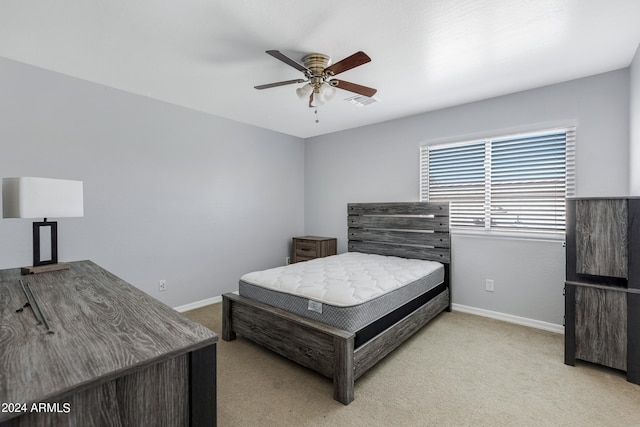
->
xmin=295 ymin=241 xmax=318 ymax=258
xmin=292 ymin=236 xmax=337 ymax=263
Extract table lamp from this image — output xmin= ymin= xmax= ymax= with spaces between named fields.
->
xmin=2 ymin=177 xmax=84 ymax=274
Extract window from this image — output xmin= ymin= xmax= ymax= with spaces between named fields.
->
xmin=420 ymin=127 xmax=575 ymax=234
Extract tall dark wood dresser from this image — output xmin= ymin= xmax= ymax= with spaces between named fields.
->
xmin=564 ymin=197 xmax=640 ymax=384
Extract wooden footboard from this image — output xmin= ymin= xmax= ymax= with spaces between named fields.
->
xmin=222 ymin=287 xmax=449 ymax=404
xmin=222 ymin=293 xmax=356 ymax=404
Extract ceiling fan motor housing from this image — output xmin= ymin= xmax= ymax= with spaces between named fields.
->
xmin=302 ymin=53 xmax=332 ymax=76
xmin=302 ymin=53 xmax=332 ymax=91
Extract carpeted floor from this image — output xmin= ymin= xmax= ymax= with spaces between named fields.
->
xmin=184 ymin=303 xmax=640 ymax=426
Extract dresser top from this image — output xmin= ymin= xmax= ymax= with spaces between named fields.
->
xmin=568 ymin=196 xmax=640 ymax=200
xmin=0 ymin=260 xmax=217 ymax=415
xmin=293 ymin=236 xmax=337 ymax=241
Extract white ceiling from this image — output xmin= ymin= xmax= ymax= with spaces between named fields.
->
xmin=1 ymin=1 xmax=639 ymax=138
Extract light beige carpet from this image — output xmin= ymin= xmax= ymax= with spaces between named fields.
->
xmin=184 ymin=303 xmax=640 ymax=426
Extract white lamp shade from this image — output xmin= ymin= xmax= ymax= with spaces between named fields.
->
xmin=321 ymin=83 xmax=336 ymax=100
xmin=311 ymin=91 xmax=326 ymax=107
xmin=296 ymin=84 xmax=313 ymax=100
xmin=2 ymin=177 xmax=84 ymax=219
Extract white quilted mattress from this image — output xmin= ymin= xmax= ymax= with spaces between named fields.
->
xmin=239 ymin=252 xmax=445 ymax=332
xmin=241 ymin=252 xmax=442 ymax=307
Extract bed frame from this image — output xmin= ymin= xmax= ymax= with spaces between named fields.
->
xmin=222 ymin=202 xmax=450 ymax=404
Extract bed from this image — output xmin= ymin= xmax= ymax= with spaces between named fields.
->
xmin=221 ymin=202 xmax=450 ymax=404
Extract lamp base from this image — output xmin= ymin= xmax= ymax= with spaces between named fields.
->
xmin=21 ymin=262 xmax=70 ymax=275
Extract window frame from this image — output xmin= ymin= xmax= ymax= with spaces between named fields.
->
xmin=420 ymin=126 xmax=576 ymax=239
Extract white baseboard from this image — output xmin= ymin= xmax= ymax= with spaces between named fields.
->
xmin=173 ymin=296 xmax=222 ymax=313
xmin=452 ymin=303 xmax=564 ymax=334
xmin=173 ymin=296 xmax=564 ymax=335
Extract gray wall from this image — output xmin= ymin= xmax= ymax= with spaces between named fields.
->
xmin=305 ymin=70 xmax=630 ymax=326
xmin=631 ymin=44 xmax=640 ymax=195
xmin=0 ymin=57 xmax=305 ymax=307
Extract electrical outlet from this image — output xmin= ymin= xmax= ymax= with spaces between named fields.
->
xmin=159 ymin=279 xmax=167 ymax=292
xmin=285 ymin=256 xmax=291 ymax=265
xmin=485 ymin=279 xmax=495 ymax=292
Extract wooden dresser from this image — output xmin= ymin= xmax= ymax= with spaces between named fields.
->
xmin=0 ymin=260 xmax=217 ymax=426
xmin=564 ymin=198 xmax=640 ymax=384
xmin=292 ymin=236 xmax=337 ymax=263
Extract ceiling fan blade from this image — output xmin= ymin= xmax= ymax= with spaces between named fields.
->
xmin=254 ymin=79 xmax=306 ymax=90
xmin=324 ymin=51 xmax=371 ymax=76
xmin=331 ymin=79 xmax=377 ymax=97
xmin=266 ymin=50 xmax=310 ymax=73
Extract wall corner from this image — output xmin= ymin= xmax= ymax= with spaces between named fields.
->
xmin=629 ymin=43 xmax=640 ymax=195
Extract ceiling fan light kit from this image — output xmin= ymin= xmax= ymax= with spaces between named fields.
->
xmin=295 ymin=84 xmax=313 ymax=99
xmin=255 ymin=50 xmax=377 ymax=116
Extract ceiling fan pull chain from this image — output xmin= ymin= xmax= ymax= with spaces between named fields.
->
xmin=315 ymin=108 xmax=319 ymax=123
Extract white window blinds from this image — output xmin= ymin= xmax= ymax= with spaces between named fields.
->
xmin=420 ymin=127 xmax=575 ymax=234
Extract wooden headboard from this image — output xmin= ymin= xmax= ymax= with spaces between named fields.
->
xmin=347 ymin=202 xmax=450 ymax=264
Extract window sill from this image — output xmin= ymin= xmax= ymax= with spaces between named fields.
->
xmin=450 ymin=228 xmax=565 ymax=243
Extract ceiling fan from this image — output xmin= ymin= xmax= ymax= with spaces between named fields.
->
xmin=255 ymin=50 xmax=377 ymax=108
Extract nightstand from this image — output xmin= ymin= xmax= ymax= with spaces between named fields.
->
xmin=292 ymin=236 xmax=337 ymax=263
